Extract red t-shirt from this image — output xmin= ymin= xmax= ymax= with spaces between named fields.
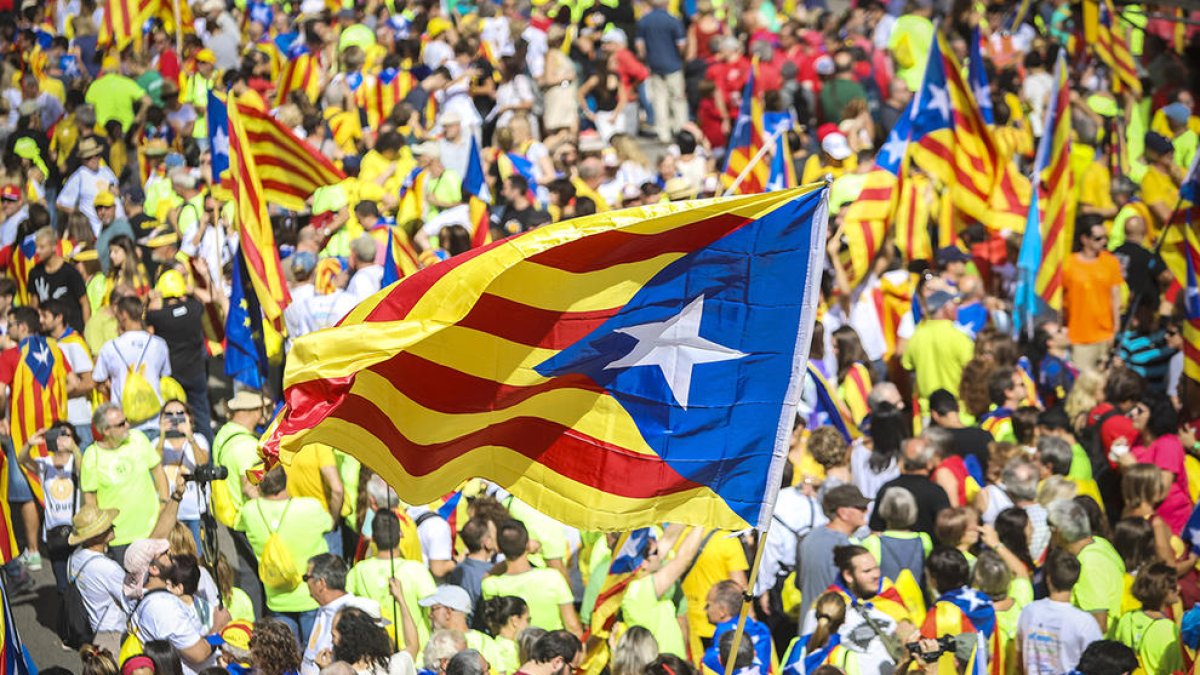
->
xmin=707 ymin=57 xmax=752 ymax=111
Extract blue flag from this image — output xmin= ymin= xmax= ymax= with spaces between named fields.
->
xmin=968 ymin=27 xmax=994 ymax=125
xmin=207 ymin=90 xmax=229 ymax=184
xmin=382 ymin=228 xmax=400 ymax=286
xmin=225 ymin=251 xmax=268 ymax=390
xmin=1 ymin=577 xmax=35 ymax=675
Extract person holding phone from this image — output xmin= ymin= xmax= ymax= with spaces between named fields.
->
xmin=17 ymin=420 xmax=81 ymax=592
xmin=157 ymin=399 xmax=210 ymax=552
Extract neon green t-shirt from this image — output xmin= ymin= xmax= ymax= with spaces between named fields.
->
xmin=235 ymin=497 xmax=331 ymax=612
xmin=622 ymin=574 xmax=685 ymax=658
xmin=996 ymin=577 xmax=1033 ymax=641
xmin=465 ymin=630 xmax=505 ymax=674
xmin=1111 ymin=610 xmax=1183 ymax=675
xmin=346 ymin=557 xmax=438 ymax=649
xmin=492 ymin=635 xmax=520 ymax=675
xmin=214 ymin=422 xmax=261 ymax=514
xmin=506 ymin=497 xmax=569 ymax=565
xmin=888 ymin=15 xmax=934 ymax=92
xmin=481 ymin=569 xmax=572 ymax=630
xmin=228 ymin=587 xmax=255 ymax=622
xmin=80 ymin=430 xmax=161 ymax=546
xmin=85 ymin=74 xmax=146 ymax=132
xmin=901 ymin=319 xmax=975 ymax=412
xmin=1068 ymin=443 xmax=1094 ymax=482
xmin=1072 ymin=537 xmax=1126 ymax=623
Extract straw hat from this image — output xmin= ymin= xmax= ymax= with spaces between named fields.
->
xmin=76 ymin=137 xmax=103 ymax=160
xmin=664 ymin=178 xmax=697 ymax=201
xmin=228 ymin=390 xmax=271 ymax=411
xmin=68 ymin=503 xmax=119 ymax=545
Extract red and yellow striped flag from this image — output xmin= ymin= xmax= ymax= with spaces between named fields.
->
xmin=1033 ymin=52 xmax=1073 ymax=311
xmin=0 ymin=450 xmax=19 ymax=563
xmin=263 ymin=186 xmax=830 ymax=532
xmin=99 ymin=0 xmax=159 ymax=49
xmin=1088 ymin=0 xmax=1141 ymax=95
xmin=722 ymin=64 xmax=770 ymax=195
xmin=894 ymin=173 xmax=933 ymax=262
xmin=10 ymin=336 xmax=69 ymax=504
xmin=232 ymin=101 xmax=345 ymax=212
xmin=581 ymin=530 xmax=651 ymax=675
xmin=227 ymin=102 xmax=291 ymax=322
xmin=275 ymin=44 xmax=322 ymax=106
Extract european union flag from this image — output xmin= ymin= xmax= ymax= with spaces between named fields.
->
xmin=208 ymin=90 xmax=230 ymax=183
xmin=225 ymin=251 xmax=268 ymax=390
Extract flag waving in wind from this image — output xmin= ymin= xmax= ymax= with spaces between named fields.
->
xmin=722 ymin=63 xmax=770 ymax=195
xmin=265 ymin=186 xmax=830 ymax=532
xmin=581 ymin=529 xmax=653 ymax=675
xmin=465 ymin=135 xmax=492 ymax=248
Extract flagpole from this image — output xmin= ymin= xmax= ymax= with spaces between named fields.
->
xmin=720 ymin=522 xmax=774 ymax=675
xmin=172 ymin=0 xmax=183 ymax=55
xmin=723 ymin=125 xmax=789 ymax=197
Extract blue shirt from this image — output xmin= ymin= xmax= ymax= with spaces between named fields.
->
xmin=703 ymin=617 xmax=773 ymax=674
xmin=635 ymin=9 xmax=685 ymax=75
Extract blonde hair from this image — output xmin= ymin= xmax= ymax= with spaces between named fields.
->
xmin=611 ymin=626 xmax=659 ymax=675
xmin=934 ymin=506 xmax=978 ymax=548
xmin=1065 ymin=370 xmax=1106 ymax=431
xmin=808 ymin=592 xmax=847 ymax=652
xmin=168 ymin=521 xmax=198 ymax=556
xmin=610 ymin=134 xmax=647 ymax=166
xmin=1037 ymin=476 xmax=1078 ymax=506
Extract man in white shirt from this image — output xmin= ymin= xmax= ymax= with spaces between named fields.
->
xmin=91 ymin=296 xmax=172 ymax=435
xmin=345 ymin=235 xmax=384 ymax=302
xmin=56 ymin=137 xmax=125 ymax=235
xmin=0 ymin=185 xmax=28 ymax=248
xmin=284 ymin=252 xmax=318 ymax=350
xmin=67 ymin=504 xmax=129 ymax=654
xmin=437 ymin=112 xmax=472 ymax=178
xmin=303 ymin=553 xmax=382 ymax=675
xmin=1017 ymin=548 xmax=1102 ymax=675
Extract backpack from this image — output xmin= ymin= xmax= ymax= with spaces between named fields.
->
xmin=211 ymin=429 xmax=256 ymax=528
xmin=257 ymin=500 xmax=303 ymax=592
xmin=115 ymin=339 xmax=163 ymax=424
xmin=58 ymin=555 xmax=99 ymax=649
xmin=400 ymin=510 xmax=437 ymax=562
xmin=1079 ymin=407 xmax=1122 ymax=516
xmin=767 ymin=492 xmax=818 ymax=619
xmin=119 ymin=588 xmax=172 ymax=663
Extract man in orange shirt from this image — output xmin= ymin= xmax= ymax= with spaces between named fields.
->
xmin=1063 ymin=218 xmax=1125 ymax=374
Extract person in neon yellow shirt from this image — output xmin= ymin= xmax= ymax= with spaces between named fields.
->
xmin=479 ymin=596 xmax=529 ymax=675
xmin=620 ymin=526 xmax=705 ymax=659
xmin=481 ymin=520 xmax=582 ymax=636
xmin=345 ymin=510 xmax=437 ymax=652
xmin=1110 ymin=562 xmax=1184 ymax=674
xmin=422 ymin=585 xmax=505 ymax=669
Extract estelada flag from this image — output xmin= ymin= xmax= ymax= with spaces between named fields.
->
xmin=264 ymin=186 xmax=830 ymax=531
xmin=9 ymin=335 xmax=69 ymax=504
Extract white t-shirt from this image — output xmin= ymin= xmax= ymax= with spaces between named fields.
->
xmin=1017 ymin=598 xmax=1102 ymax=675
xmin=34 ymin=454 xmax=77 ymax=531
xmin=57 ymin=164 xmax=126 ymax=234
xmin=160 ymin=435 xmax=211 ymax=521
xmin=303 ymin=594 xmax=382 ymax=675
xmin=58 ymin=333 xmax=94 ymax=425
xmin=347 ymin=265 xmax=384 ymax=302
xmin=301 ymin=291 xmax=358 ymax=331
xmin=92 ymin=330 xmax=172 ymax=412
xmin=753 ymin=487 xmax=827 ymax=596
xmin=409 ymin=506 xmax=453 ymax=565
xmin=131 ymin=589 xmax=216 ymax=675
xmin=68 ymin=548 xmax=129 ymax=633
xmin=284 ymin=283 xmax=317 ymax=350
xmin=0 ymin=204 xmax=28 ymax=248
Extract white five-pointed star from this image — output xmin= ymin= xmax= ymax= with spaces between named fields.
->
xmin=958 ymin=588 xmax=987 ymax=612
xmin=31 ymin=344 xmax=49 ymax=366
xmin=927 ymin=84 xmax=952 ymax=123
xmin=212 ymin=126 xmax=230 ymax=158
xmin=604 ymin=295 xmax=746 ymax=409
xmin=879 ymin=132 xmax=907 ymax=167
xmin=974 ymin=81 xmax=992 ymax=112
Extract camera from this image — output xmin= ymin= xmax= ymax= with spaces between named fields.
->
xmin=906 ymin=635 xmax=957 ymax=661
xmin=185 ymin=464 xmax=229 ymax=483
xmin=164 ymin=412 xmax=187 ymax=439
xmin=44 ymin=427 xmax=65 ymax=452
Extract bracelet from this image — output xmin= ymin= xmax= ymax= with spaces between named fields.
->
xmin=172 ymin=492 xmax=185 ymax=502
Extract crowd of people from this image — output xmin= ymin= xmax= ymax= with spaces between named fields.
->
xmin=1 ymin=0 xmax=1200 ymax=673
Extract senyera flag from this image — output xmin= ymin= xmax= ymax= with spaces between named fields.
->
xmin=264 ymin=186 xmax=829 ymax=532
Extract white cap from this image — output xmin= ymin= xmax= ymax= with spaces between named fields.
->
xmin=601 ymin=27 xmax=627 ymax=45
xmin=821 ymin=132 xmax=852 ymax=161
xmin=417 ymin=585 xmax=472 ymax=614
xmin=814 ymin=55 xmax=835 ymax=76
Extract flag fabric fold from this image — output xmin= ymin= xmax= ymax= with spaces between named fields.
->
xmin=225 ymin=250 xmax=268 ymax=390
xmin=581 ymin=529 xmax=652 ymax=675
xmin=228 ymin=101 xmax=345 ymax=212
xmin=264 ymin=187 xmax=830 ymax=532
xmin=465 ymin=136 xmax=493 ymax=248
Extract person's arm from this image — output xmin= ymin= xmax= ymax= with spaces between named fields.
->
xmin=177 ymin=637 xmax=214 ymax=666
xmin=1091 ymin=610 xmax=1108 ymax=634
xmin=933 ymin=467 xmax=962 ymax=507
xmin=152 ymin=462 xmax=169 ymax=502
xmin=319 ymin=463 xmax=344 ymax=528
xmin=67 ymin=370 xmax=94 ymax=398
xmin=388 ymin=577 xmax=421 ymax=659
xmin=83 ymin=490 xmax=97 ymax=507
xmin=685 ymin=24 xmax=698 ymax=61
xmin=150 ymin=474 xmax=186 ymax=539
xmin=980 ymin=525 xmax=1029 ymax=578
xmin=559 ymin=601 xmax=583 ymax=638
xmin=652 ymin=526 xmax=705 ymax=598
xmin=429 ymin=558 xmax=456 ymax=579
xmin=16 ymin=429 xmax=45 ymax=475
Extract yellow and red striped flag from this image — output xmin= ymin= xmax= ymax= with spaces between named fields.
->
xmin=275 ymin=43 xmax=322 ymax=106
xmin=721 ymin=64 xmax=770 ymax=195
xmin=230 ymin=101 xmax=345 ymax=212
xmin=99 ymin=0 xmax=158 ymax=49
xmin=263 ymin=186 xmax=831 ymax=532
xmin=1087 ymin=0 xmax=1141 ymax=95
xmin=1178 ymin=154 xmax=1200 ymax=382
xmin=907 ymin=34 xmax=1002 ymax=227
xmin=10 ymin=336 xmax=69 ymax=504
xmin=227 ymin=101 xmax=291 ymax=322
xmin=581 ymin=530 xmax=651 ymax=675
xmin=921 ymin=587 xmax=1000 ymax=675
xmin=0 ymin=449 xmax=19 ymax=563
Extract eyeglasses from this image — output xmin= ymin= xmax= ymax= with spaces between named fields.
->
xmin=1090 ymin=233 xmax=1108 ymax=242
xmin=302 ymin=573 xmax=314 ymax=582
xmin=111 ymin=419 xmax=129 ymax=427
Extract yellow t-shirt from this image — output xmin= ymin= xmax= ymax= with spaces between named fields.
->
xmin=801 ymin=154 xmax=858 ymax=185
xmin=681 ymin=531 xmax=749 ymax=644
xmin=80 ymin=431 xmax=161 ymax=546
xmin=1078 ymin=161 xmax=1115 ymax=222
xmin=281 ymin=443 xmax=337 ymax=513
xmin=1140 ymin=165 xmax=1179 ymax=229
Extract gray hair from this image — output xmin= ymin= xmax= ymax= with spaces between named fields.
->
xmin=1037 ymin=436 xmax=1074 ymax=476
xmin=900 ymin=438 xmax=935 ymax=472
xmin=446 ymin=650 xmax=488 ymax=675
xmin=366 ymin=474 xmax=399 ymax=509
xmin=877 ymin=487 xmax=918 ymax=529
xmin=1001 ymin=458 xmax=1040 ymax=502
xmin=922 ymin=426 xmax=954 ymax=459
xmin=76 ymin=105 xmax=96 ymax=128
xmin=424 ymin=629 xmax=467 ymax=670
xmin=719 ymin=36 xmax=741 ymax=53
xmin=92 ymin=402 xmax=122 ymax=431
xmin=307 ymin=552 xmax=348 ymax=591
xmin=867 ymin=382 xmax=901 ymax=410
xmin=170 ymin=168 xmax=198 ymax=191
xmin=1046 ymin=499 xmax=1091 ymax=543
xmin=350 ymin=235 xmax=377 ymax=264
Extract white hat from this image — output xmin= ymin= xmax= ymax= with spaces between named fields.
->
xmin=440 ymin=111 xmax=462 ymax=126
xmin=814 ymin=55 xmax=835 ymax=76
xmin=417 ymin=585 xmax=472 ymax=614
xmin=821 ymin=132 xmax=852 ymax=161
xmin=601 ymin=27 xmax=627 ymax=45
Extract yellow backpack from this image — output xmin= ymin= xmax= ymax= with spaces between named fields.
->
xmin=115 ymin=340 xmax=165 ymax=424
xmin=257 ymin=500 xmax=303 ymax=592
xmin=211 ymin=430 xmax=256 ymax=528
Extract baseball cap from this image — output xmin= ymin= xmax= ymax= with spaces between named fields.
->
xmin=291 ymin=251 xmax=318 ymax=276
xmin=0 ymin=185 xmax=20 ymax=201
xmin=925 ymin=289 xmax=960 ymax=315
xmin=417 ymin=585 xmax=472 ymax=614
xmin=194 ymin=48 xmax=216 ymax=64
xmin=821 ymin=132 xmax=852 ymax=161
xmin=93 ymin=191 xmax=116 ymax=208
xmin=1164 ymin=102 xmax=1191 ymax=125
xmin=822 ymin=484 xmax=871 ymax=515
xmin=1145 ymin=131 xmax=1173 ymax=156
xmin=936 ymin=246 xmax=971 ymax=265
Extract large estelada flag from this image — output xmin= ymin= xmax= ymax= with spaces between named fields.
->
xmin=10 ymin=335 xmax=68 ymax=504
xmin=264 ymin=186 xmax=829 ymax=531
